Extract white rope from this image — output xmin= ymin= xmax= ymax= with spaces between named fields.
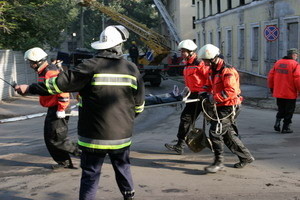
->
xmin=201 ymin=98 xmax=237 ymax=135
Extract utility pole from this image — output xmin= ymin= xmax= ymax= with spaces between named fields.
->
xmin=80 ymin=6 xmax=84 ymax=48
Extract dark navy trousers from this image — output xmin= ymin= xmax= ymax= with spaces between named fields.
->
xmin=79 ymin=148 xmax=134 ymax=200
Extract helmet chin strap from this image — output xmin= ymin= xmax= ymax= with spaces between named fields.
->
xmin=36 ymin=60 xmax=48 ymax=73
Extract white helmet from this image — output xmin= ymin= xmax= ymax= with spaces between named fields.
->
xmin=91 ymin=25 xmax=129 ymax=50
xmin=177 ymin=39 xmax=197 ymax=51
xmin=24 ymin=47 xmax=48 ymax=62
xmin=197 ymin=44 xmax=220 ymax=59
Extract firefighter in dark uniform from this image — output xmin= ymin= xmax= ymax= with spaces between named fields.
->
xmin=129 ymin=41 xmax=139 ymax=65
xmin=268 ymin=48 xmax=300 ymax=133
xmin=15 ymin=25 xmax=145 ymax=200
xmin=22 ymin=47 xmax=81 ymax=169
xmin=165 ymin=39 xmax=209 ymax=154
xmin=197 ymin=44 xmax=254 ymax=173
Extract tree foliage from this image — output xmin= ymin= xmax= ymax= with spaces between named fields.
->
xmin=0 ymin=0 xmax=79 ymax=50
xmin=0 ymin=0 xmax=160 ymax=51
xmin=79 ymin=0 xmax=160 ymax=51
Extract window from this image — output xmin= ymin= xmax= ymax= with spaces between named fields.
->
xmin=217 ymin=0 xmax=221 ymax=13
xmin=226 ymin=29 xmax=232 ymax=63
xmin=197 ymin=1 xmax=200 ymax=19
xmin=287 ymin=22 xmax=299 ymax=49
xmin=238 ymin=27 xmax=245 ymax=58
xmin=192 ymin=16 xmax=196 ymax=29
xmin=209 ymin=31 xmax=213 ymax=44
xmin=251 ymin=26 xmax=259 ymax=60
xmin=202 ymin=32 xmax=206 ymax=45
xmin=240 ymin=0 xmax=245 ymax=5
xmin=217 ymin=30 xmax=222 ymax=50
xmin=197 ymin=32 xmax=201 ymax=47
xmin=202 ymin=0 xmax=206 ymax=17
xmin=192 ymin=0 xmax=195 ymax=5
xmin=209 ymin=0 xmax=212 ymax=15
xmin=227 ymin=0 xmax=232 ymax=9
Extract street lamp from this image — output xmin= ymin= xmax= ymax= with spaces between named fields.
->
xmin=72 ymin=32 xmax=77 ymax=51
xmin=72 ymin=32 xmax=77 ymax=66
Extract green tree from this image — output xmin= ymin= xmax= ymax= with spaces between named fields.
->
xmin=0 ymin=0 xmax=79 ymax=50
xmin=77 ymin=0 xmax=160 ymax=52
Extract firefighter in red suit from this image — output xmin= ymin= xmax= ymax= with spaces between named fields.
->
xmin=198 ymin=44 xmax=254 ymax=173
xmin=165 ymin=39 xmax=209 ymax=154
xmin=22 ymin=47 xmax=81 ymax=169
xmin=268 ymin=48 xmax=300 ymax=133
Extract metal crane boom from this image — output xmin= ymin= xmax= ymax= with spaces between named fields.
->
xmin=78 ymin=0 xmax=171 ymax=64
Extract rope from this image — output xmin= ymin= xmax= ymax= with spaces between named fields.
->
xmin=201 ymin=98 xmax=237 ymax=135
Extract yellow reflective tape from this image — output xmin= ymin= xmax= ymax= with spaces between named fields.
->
xmin=135 ymin=102 xmax=145 ymax=113
xmin=78 ymin=140 xmax=131 ymax=150
xmin=91 ymin=82 xmax=137 ymax=89
xmin=93 ymin=74 xmax=137 ymax=81
xmin=45 ymin=79 xmax=55 ymax=95
xmin=52 ymin=77 xmax=63 ymax=94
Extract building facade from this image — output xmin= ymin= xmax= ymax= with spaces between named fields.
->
xmin=194 ymin=0 xmax=299 ymax=84
xmin=162 ymin=0 xmax=197 ymax=50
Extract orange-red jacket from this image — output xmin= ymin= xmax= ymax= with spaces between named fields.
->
xmin=268 ymin=58 xmax=300 ymax=99
xmin=206 ymin=59 xmax=242 ymax=106
xmin=38 ymin=64 xmax=69 ymax=111
xmin=183 ymin=54 xmax=209 ymax=93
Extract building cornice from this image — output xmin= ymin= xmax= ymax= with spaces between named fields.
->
xmin=194 ymin=0 xmax=272 ymax=24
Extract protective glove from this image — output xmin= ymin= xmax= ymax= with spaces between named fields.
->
xmin=208 ymin=94 xmax=216 ymax=104
xmin=56 ymin=111 xmax=66 ymax=119
xmin=14 ymin=84 xmax=29 ymax=95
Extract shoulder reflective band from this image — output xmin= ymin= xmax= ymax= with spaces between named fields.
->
xmin=92 ymin=74 xmax=137 ymax=89
xmin=135 ymin=101 xmax=145 ymax=113
xmin=78 ymin=136 xmax=132 ymax=150
xmin=45 ymin=77 xmax=63 ymax=94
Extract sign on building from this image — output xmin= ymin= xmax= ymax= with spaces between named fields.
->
xmin=264 ymin=25 xmax=280 ymax=42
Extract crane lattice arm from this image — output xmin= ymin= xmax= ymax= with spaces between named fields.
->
xmin=78 ymin=0 xmax=171 ymax=64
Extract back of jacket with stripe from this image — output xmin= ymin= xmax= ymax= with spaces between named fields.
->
xmin=29 ymin=51 xmax=145 ymax=153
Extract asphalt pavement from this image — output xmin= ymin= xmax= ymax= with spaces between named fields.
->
xmin=0 ymin=79 xmax=299 ymax=122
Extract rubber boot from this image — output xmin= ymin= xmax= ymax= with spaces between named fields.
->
xmin=281 ymin=123 xmax=293 ymax=134
xmin=204 ymin=156 xmax=224 ymax=173
xmin=52 ymin=159 xmax=76 ymax=170
xmin=165 ymin=139 xmax=185 ymax=155
xmin=234 ymin=156 xmax=255 ymax=168
xmin=274 ymin=118 xmax=281 ymax=132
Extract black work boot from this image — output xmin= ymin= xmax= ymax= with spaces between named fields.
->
xmin=234 ymin=156 xmax=255 ymax=169
xmin=124 ymin=197 xmax=134 ymax=200
xmin=165 ymin=139 xmax=185 ymax=155
xmin=281 ymin=124 xmax=293 ymax=134
xmin=52 ymin=159 xmax=76 ymax=170
xmin=274 ymin=118 xmax=281 ymax=132
xmin=204 ymin=157 xmax=224 ymax=173
xmin=123 ymin=190 xmax=134 ymax=200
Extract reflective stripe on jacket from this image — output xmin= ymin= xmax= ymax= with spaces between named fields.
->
xmin=38 ymin=64 xmax=69 ymax=111
xmin=267 ymin=58 xmax=300 ymax=99
xmin=29 ymin=50 xmax=145 ymax=152
xmin=206 ymin=60 xmax=242 ymax=106
xmin=183 ymin=54 xmax=209 ymax=92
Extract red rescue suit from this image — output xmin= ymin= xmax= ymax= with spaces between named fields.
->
xmin=38 ymin=64 xmax=69 ymax=111
xmin=206 ymin=59 xmax=242 ymax=106
xmin=183 ymin=54 xmax=209 ymax=93
xmin=268 ymin=58 xmax=300 ymax=99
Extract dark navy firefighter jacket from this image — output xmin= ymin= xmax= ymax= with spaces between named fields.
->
xmin=29 ymin=50 xmax=145 ymax=153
